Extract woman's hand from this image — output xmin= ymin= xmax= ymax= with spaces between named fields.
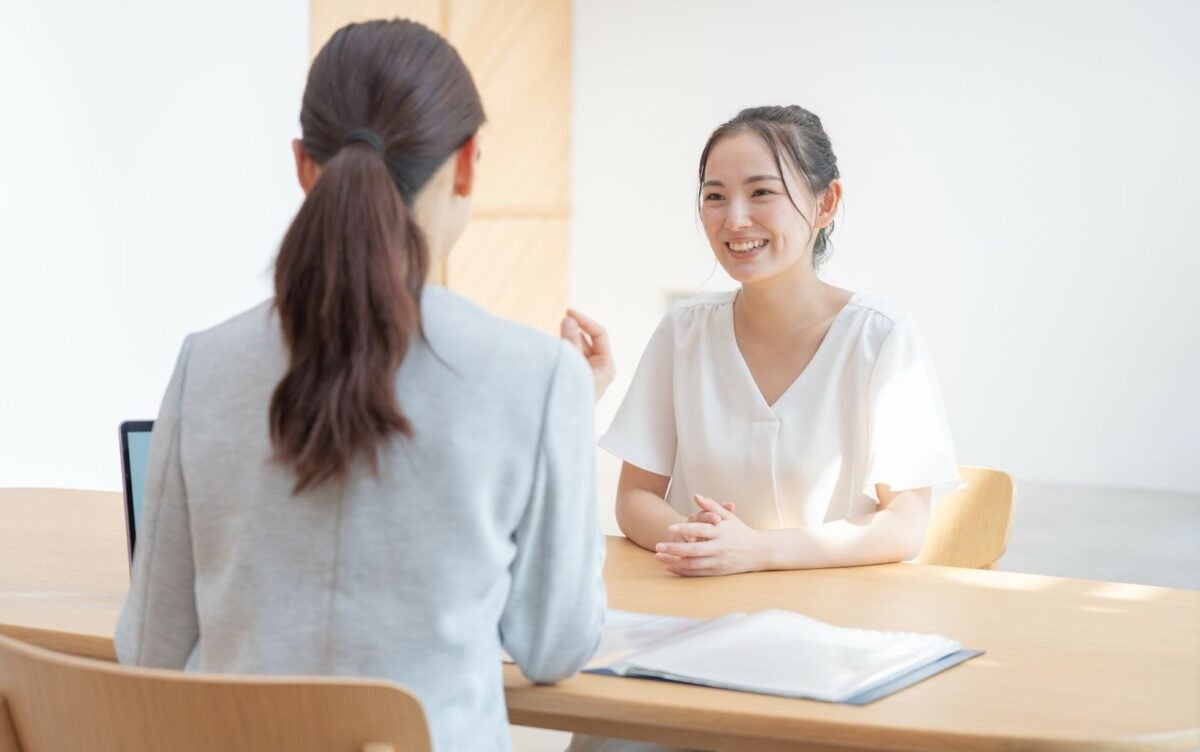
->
xmin=671 ymin=501 xmax=735 ymax=542
xmin=654 ymin=495 xmax=766 ymax=576
xmin=561 ymin=308 xmax=614 ymax=403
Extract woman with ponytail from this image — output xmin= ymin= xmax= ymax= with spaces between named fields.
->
xmin=116 ymin=20 xmax=606 ymax=751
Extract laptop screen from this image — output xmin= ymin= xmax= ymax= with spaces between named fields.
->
xmin=119 ymin=420 xmax=154 ymax=557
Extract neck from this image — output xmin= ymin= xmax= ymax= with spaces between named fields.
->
xmin=411 ymin=162 xmax=463 ymax=282
xmin=735 ymin=261 xmax=833 ymax=337
xmin=416 ymin=218 xmax=447 ymax=285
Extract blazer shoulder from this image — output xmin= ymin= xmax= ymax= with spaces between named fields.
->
xmin=422 ymin=286 xmax=571 ymax=381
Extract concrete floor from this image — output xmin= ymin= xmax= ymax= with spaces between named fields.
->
xmin=994 ymin=481 xmax=1200 ymax=589
xmin=511 ymin=480 xmax=1200 ymax=751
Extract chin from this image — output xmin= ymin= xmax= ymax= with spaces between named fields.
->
xmin=718 ymin=260 xmax=771 ymax=285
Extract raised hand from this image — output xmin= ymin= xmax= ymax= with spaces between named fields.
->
xmin=561 ymin=308 xmax=615 ymax=403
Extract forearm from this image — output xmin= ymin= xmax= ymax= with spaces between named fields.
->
xmin=760 ymin=491 xmax=930 ymax=570
xmin=616 ymin=487 xmax=686 ymax=552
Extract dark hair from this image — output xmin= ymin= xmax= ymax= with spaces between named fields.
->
xmin=698 ymin=105 xmax=840 ymax=266
xmin=271 ymin=19 xmax=485 ymax=493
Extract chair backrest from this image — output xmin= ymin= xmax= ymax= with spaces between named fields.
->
xmin=0 ymin=633 xmax=431 ymax=752
xmin=914 ymin=465 xmax=1015 ymax=569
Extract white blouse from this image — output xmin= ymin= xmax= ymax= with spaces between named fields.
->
xmin=600 ymin=291 xmax=959 ymax=530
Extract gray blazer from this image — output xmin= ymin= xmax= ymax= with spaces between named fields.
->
xmin=115 ymin=286 xmax=606 ymax=752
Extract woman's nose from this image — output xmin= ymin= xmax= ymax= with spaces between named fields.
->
xmin=724 ymin=201 xmax=751 ymax=230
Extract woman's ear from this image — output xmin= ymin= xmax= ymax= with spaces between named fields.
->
xmin=453 ymin=135 xmax=479 ymax=198
xmin=815 ymin=178 xmax=842 ymax=229
xmin=292 ymin=138 xmax=321 ymax=196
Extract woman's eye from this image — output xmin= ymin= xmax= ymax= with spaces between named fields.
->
xmin=752 ymin=188 xmax=776 ymax=197
xmin=703 ymin=192 xmax=725 ymax=202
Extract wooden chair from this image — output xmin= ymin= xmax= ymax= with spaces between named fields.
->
xmin=914 ymin=465 xmax=1015 ymax=569
xmin=0 ymin=632 xmax=431 ymax=752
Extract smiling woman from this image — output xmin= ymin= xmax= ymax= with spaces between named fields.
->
xmin=699 ymin=105 xmax=842 ymax=274
xmin=567 ymin=107 xmax=960 ymax=752
xmin=599 ymin=105 xmax=961 ymax=577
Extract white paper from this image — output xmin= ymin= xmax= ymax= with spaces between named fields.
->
xmin=505 ymin=607 xmax=963 ymax=704
xmin=501 ymin=608 xmax=710 ymax=667
xmin=587 ymin=609 xmax=723 ymax=670
xmin=613 ymin=609 xmax=961 ymax=702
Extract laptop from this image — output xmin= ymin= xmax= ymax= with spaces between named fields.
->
xmin=118 ymin=420 xmax=154 ymax=562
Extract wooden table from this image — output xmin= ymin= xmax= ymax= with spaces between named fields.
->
xmin=3 ymin=488 xmax=1198 ymax=751
xmin=0 ymin=489 xmax=128 ymax=659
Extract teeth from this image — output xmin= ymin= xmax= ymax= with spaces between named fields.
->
xmin=729 ymin=239 xmax=766 ymax=252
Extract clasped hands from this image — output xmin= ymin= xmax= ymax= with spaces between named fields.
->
xmin=654 ymin=494 xmax=766 ymax=576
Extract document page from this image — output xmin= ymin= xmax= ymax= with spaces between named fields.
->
xmin=618 ymin=609 xmax=962 ymax=702
xmin=585 ymin=609 xmax=721 ymax=670
xmin=502 ymin=608 xmax=717 ymax=667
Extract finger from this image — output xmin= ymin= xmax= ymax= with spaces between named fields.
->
xmin=667 ymin=522 xmax=720 ymax=540
xmin=693 ymin=494 xmax=732 ymax=520
xmin=560 ymin=316 xmax=584 ymax=351
xmin=565 ymin=309 xmax=610 ymax=349
xmin=665 ymin=564 xmax=704 ymax=577
xmin=670 ymin=528 xmax=697 ymax=543
xmin=684 ymin=511 xmax=719 ymax=526
xmin=568 ymin=313 xmax=610 ymax=365
xmin=659 ymin=554 xmax=721 ymax=571
xmin=722 ymin=502 xmax=736 ymax=512
xmin=655 ymin=540 xmax=716 ymax=558
xmin=666 ymin=566 xmax=720 ymax=577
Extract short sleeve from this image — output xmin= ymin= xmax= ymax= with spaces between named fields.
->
xmin=598 ymin=312 xmax=676 ymax=477
xmin=862 ymin=317 xmax=960 ymax=502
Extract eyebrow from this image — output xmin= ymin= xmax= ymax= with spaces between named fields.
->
xmin=701 ymin=174 xmax=783 ymax=188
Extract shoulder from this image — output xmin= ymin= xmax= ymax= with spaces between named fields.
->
xmin=191 ymin=299 xmax=275 ymax=336
xmin=843 ymin=292 xmax=909 ymax=329
xmin=164 ymin=301 xmax=286 ymax=406
xmin=841 ymin=292 xmax=924 ymax=344
xmin=421 ymin=285 xmax=587 ymax=389
xmin=185 ymin=300 xmax=283 ymax=368
xmin=669 ymin=289 xmax=737 ymax=319
xmin=662 ymin=289 xmax=736 ymax=336
xmin=839 ymin=293 xmax=934 ymax=371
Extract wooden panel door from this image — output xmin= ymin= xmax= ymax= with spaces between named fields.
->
xmin=308 ymin=0 xmax=571 ymax=334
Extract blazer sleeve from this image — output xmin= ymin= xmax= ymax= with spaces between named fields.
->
xmin=114 ymin=335 xmax=200 ymax=668
xmin=500 ymin=340 xmax=606 ymax=683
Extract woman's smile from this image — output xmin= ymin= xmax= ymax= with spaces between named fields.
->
xmin=727 ymin=238 xmax=768 ymax=253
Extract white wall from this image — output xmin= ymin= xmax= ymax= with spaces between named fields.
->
xmin=572 ymin=0 xmax=1200 ymax=499
xmin=0 ymin=1 xmax=308 ymax=490
xmin=2 ymin=0 xmax=1197 ymax=500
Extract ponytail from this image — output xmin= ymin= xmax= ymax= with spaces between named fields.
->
xmin=271 ymin=141 xmax=427 ymax=493
xmin=269 ymin=19 xmax=484 ymax=493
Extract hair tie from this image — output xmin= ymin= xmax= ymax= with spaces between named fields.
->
xmin=344 ymin=129 xmax=384 ymax=154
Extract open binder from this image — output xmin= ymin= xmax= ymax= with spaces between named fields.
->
xmin=579 ymin=609 xmax=982 ymax=705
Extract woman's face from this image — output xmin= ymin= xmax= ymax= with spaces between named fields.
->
xmin=700 ymin=131 xmax=819 ymax=285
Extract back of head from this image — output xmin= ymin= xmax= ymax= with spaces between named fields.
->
xmin=272 ymin=19 xmax=485 ymax=493
xmin=698 ymin=105 xmax=840 ymax=265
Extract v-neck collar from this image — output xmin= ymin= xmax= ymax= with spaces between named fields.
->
xmin=726 ymin=292 xmax=859 ymax=418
